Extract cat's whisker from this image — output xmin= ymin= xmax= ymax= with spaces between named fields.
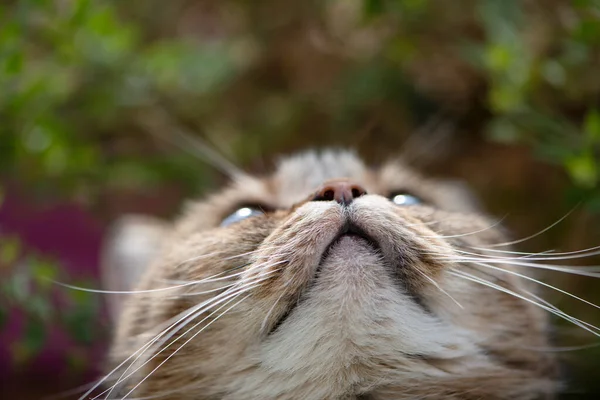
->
xmin=400 ymin=112 xmax=455 ymax=166
xmin=520 ymin=343 xmax=600 ymax=353
xmin=465 ymin=245 xmax=600 ymax=262
xmin=436 ymin=254 xmax=600 ymax=278
xmin=174 ymin=246 xmax=281 ymax=268
xmin=175 ymin=281 xmax=238 ymax=298
xmin=85 ymin=263 xmax=284 ymax=400
xmin=52 ymin=279 xmax=223 ymax=296
xmin=100 ymin=148 xmax=582 ymax=398
xmin=140 ymin=108 xmax=248 ymax=182
xmin=42 ymin=380 xmax=101 ymax=400
xmin=150 ymin=263 xmax=287 ymax=350
xmin=160 ymin=265 xmax=252 ymax=287
xmin=452 ymin=247 xmax=559 ymax=261
xmin=450 ymin=271 xmax=598 ymax=337
xmin=438 ymin=248 xmax=600 ymax=271
xmin=520 ymin=289 xmax=597 ymax=330
xmin=55 ymin=260 xmax=252 ymax=295
xmin=448 ymin=243 xmax=600 ymax=263
xmin=482 ymin=205 xmax=580 ymax=248
xmin=55 ymin=252 xmax=280 ymax=296
xmin=415 ymin=267 xmax=464 ymax=309
xmin=81 ymin=296 xmax=222 ymax=399
xmin=424 ymin=216 xmax=506 ymax=240
xmin=260 ymin=265 xmax=303 ymax=334
xmin=120 ymin=293 xmax=251 ymax=400
xmin=467 ymin=261 xmax=600 ymax=311
xmin=160 ymin=255 xmax=291 ymax=287
xmin=101 ymin=267 xmax=286 ymax=398
xmin=105 ymin=292 xmax=248 ymax=400
xmin=522 ymin=289 xmax=600 ymax=334
xmin=454 ymin=247 xmax=558 ymax=260
xmin=261 ymin=286 xmax=291 ymax=334
xmin=99 ymin=288 xmax=255 ymax=400
xmin=448 ymin=270 xmax=600 ymax=336
xmin=156 ymin=247 xmax=283 ymax=285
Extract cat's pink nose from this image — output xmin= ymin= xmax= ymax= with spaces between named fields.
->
xmin=313 ymin=179 xmax=367 ymax=206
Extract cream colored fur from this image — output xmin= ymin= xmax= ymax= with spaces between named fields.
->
xmin=102 ymin=150 xmax=557 ymax=400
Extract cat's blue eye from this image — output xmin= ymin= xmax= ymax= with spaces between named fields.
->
xmin=390 ymin=193 xmax=422 ymax=206
xmin=221 ymin=207 xmax=264 ymax=226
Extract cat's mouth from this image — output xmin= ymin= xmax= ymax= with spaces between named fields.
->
xmin=267 ymin=222 xmax=382 ymax=336
xmin=319 ymin=222 xmax=382 ymax=264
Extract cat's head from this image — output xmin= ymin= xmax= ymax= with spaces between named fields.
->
xmin=100 ymin=150 xmax=557 ymax=399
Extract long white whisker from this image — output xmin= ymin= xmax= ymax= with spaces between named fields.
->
xmin=449 ymin=270 xmax=600 ymax=336
xmin=461 ymin=245 xmax=600 ymax=262
xmin=522 ymin=289 xmax=600 ymax=333
xmin=55 ymin=250 xmax=281 ymax=295
xmin=415 ymin=268 xmax=464 ymax=309
xmin=438 ymin=255 xmax=600 ymax=278
xmin=469 ymin=244 xmax=600 ymax=258
xmin=260 ymin=289 xmax=289 ymax=334
xmin=164 ymin=254 xmax=291 ymax=286
xmin=99 ymin=285 xmax=256 ymax=400
xmin=43 ymin=380 xmax=100 ymax=400
xmin=424 ymin=216 xmax=506 ymax=240
xmin=140 ymin=108 xmax=248 ymax=181
xmin=120 ymin=294 xmax=251 ymax=399
xmin=54 ymin=262 xmax=251 ymax=295
xmin=451 ymin=247 xmax=557 ymax=260
xmin=468 ymin=261 xmax=600 ymax=311
xmin=484 ymin=205 xmax=579 ymax=248
xmin=101 ymin=266 xmax=286 ymax=399
xmin=174 ymin=246 xmax=281 ymax=269
xmin=522 ymin=343 xmax=600 ymax=352
xmin=84 ymin=261 xmax=284 ymax=400
xmin=259 ymin=262 xmax=303 ymax=334
xmin=177 ymin=281 xmax=238 ymax=298
xmin=80 ymin=297 xmax=222 ymax=400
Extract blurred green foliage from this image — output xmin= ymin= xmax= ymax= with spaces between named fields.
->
xmin=0 ymin=0 xmax=599 ymax=385
xmin=1 ymin=0 xmax=599 ymax=200
xmin=0 ymin=235 xmax=101 ymax=367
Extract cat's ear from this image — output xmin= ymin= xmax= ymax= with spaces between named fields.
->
xmin=100 ymin=215 xmax=168 ymax=322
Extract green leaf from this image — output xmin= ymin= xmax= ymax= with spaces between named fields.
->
xmin=7 ymin=265 xmax=30 ymax=303
xmin=64 ymin=309 xmax=97 ymax=344
xmin=566 ymin=152 xmax=598 ymax=188
xmin=486 ymin=118 xmax=521 ymax=143
xmin=1 ymin=236 xmax=21 ymax=265
xmin=583 ymin=108 xmax=600 ymax=143
xmin=573 ymin=18 xmax=600 ymax=45
xmin=485 ymin=44 xmax=512 ymax=73
xmin=0 ymin=306 xmax=7 ymax=330
xmin=363 ymin=0 xmax=385 ymax=18
xmin=478 ymin=0 xmax=522 ymax=41
xmin=21 ymin=318 xmax=46 ymax=359
xmin=489 ymin=85 xmax=525 ymax=113
xmin=25 ymin=294 xmax=53 ymax=320
xmin=4 ymin=51 xmax=23 ymax=75
xmin=66 ymin=349 xmax=88 ymax=372
xmin=541 ymin=60 xmax=566 ymax=87
xmin=31 ymin=258 xmax=58 ymax=292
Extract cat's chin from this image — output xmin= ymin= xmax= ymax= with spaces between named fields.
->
xmin=327 ymin=233 xmax=380 ymax=257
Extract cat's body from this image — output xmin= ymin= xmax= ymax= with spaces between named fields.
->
xmin=101 ymin=150 xmax=557 ymax=399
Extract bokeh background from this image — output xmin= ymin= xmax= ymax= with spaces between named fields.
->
xmin=1 ymin=0 xmax=599 ymax=398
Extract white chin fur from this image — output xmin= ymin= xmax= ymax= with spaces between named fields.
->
xmin=259 ymin=235 xmax=478 ymax=379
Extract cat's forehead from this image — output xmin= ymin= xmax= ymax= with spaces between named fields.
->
xmin=273 ymin=150 xmax=370 ymax=205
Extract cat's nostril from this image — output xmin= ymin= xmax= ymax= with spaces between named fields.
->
xmin=313 ymin=179 xmax=367 ymax=206
xmin=351 ymin=187 xmax=364 ymax=198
